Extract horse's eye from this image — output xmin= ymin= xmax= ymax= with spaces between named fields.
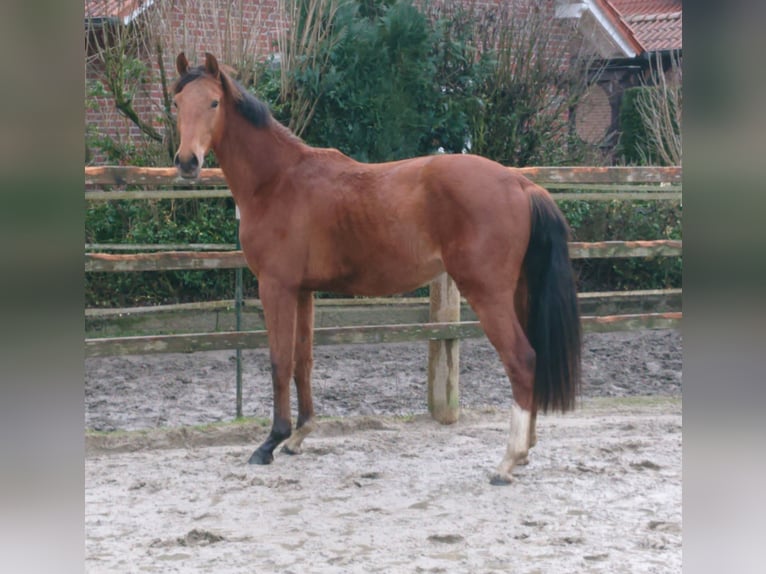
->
xmin=211 ymin=100 xmax=219 ymax=109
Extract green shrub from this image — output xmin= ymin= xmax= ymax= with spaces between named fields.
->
xmin=617 ymin=86 xmax=682 ymax=166
xmin=559 ymin=199 xmax=682 ymax=292
xmin=84 ymin=198 xmax=260 ymax=307
xmin=257 ymin=0 xmax=448 ymax=162
xmin=85 ymin=0 xmax=680 ymax=307
xmin=85 ymin=197 xmax=681 ymax=307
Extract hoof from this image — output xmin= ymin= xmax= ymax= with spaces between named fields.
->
xmin=281 ymin=443 xmax=301 ymax=456
xmin=489 ymin=473 xmax=513 ymax=486
xmin=517 ymin=456 xmax=530 ymax=466
xmin=248 ymin=448 xmax=274 ymax=465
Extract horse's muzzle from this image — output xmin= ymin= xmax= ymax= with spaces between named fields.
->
xmin=174 ymin=152 xmax=201 ymax=179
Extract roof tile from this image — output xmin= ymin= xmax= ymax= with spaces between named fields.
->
xmin=85 ymin=0 xmax=154 ymax=23
xmin=608 ymin=0 xmax=682 ymax=51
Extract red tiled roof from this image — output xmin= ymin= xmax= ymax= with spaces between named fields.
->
xmin=608 ymin=0 xmax=682 ymax=52
xmin=84 ymin=0 xmax=155 ymax=24
xmin=592 ymin=0 xmax=644 ymax=57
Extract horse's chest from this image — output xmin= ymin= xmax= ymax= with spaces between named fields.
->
xmin=237 ymin=224 xmax=278 ymax=275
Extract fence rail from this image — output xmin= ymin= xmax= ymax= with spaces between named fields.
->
xmin=84 ymin=165 xmax=682 ymax=186
xmin=85 ymin=189 xmax=681 ymax=202
xmin=85 ymin=289 xmax=682 ymax=339
xmin=85 ymin=240 xmax=681 ymax=272
xmin=85 ymin=312 xmax=682 ymax=358
xmin=84 ymin=165 xmax=682 ymax=421
xmin=84 ymin=166 xmax=682 ymax=204
xmin=84 ymin=164 xmax=682 ymax=332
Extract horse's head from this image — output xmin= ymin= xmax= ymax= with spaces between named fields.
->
xmin=173 ymin=52 xmax=225 ymax=179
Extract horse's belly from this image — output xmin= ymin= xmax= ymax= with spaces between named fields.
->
xmin=355 ymin=257 xmax=445 ymax=296
xmin=302 ymin=195 xmax=443 ymax=294
xmin=303 ymin=251 xmax=444 ymax=296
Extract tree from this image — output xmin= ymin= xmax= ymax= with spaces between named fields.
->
xmin=86 ymin=8 xmax=170 ymax=161
xmin=86 ymin=0 xmax=267 ymax=164
xmin=457 ymin=1 xmax=600 ymax=166
xmin=273 ymin=0 xmax=346 ymax=137
xmin=633 ymin=51 xmax=682 ymax=166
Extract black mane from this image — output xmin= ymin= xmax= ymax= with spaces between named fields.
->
xmin=174 ymin=66 xmax=272 ymax=129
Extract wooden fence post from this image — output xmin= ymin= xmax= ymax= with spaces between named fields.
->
xmin=427 ymin=273 xmax=461 ymax=423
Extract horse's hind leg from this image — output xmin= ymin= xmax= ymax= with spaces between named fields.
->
xmin=282 ymin=290 xmax=317 ymax=455
xmin=528 ymin=409 xmax=538 ymax=449
xmin=513 ymin=281 xmax=537 ymax=464
xmin=492 ymin=319 xmax=536 ymax=484
xmin=456 ymin=285 xmax=536 ymax=484
xmin=515 ymin=409 xmax=538 ymax=466
xmin=490 ymin=321 xmax=536 ymax=483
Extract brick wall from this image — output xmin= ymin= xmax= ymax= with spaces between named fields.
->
xmin=85 ymin=0 xmax=582 ymax=165
xmin=85 ymin=0 xmax=285 ymax=164
xmin=575 ymin=83 xmax=611 ymax=144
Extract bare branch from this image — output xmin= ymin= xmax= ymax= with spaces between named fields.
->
xmin=277 ymin=0 xmax=344 ymax=136
xmin=86 ymin=0 xmax=270 ymax=163
xmin=634 ymin=51 xmax=682 ymax=166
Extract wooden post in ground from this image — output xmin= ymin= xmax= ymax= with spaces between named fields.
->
xmin=427 ymin=273 xmax=461 ymax=423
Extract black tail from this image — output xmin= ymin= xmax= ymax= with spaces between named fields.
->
xmin=524 ymin=188 xmax=582 ymax=413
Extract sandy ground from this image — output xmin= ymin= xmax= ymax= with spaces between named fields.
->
xmin=85 ymin=330 xmax=682 ymax=573
xmin=85 ymin=330 xmax=681 ymax=431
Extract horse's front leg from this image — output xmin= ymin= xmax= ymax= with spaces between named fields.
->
xmin=282 ymin=290 xmax=316 ymax=455
xmin=248 ymin=281 xmax=298 ymax=465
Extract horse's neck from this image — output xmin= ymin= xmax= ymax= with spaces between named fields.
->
xmin=215 ymin=119 xmax=305 ymax=198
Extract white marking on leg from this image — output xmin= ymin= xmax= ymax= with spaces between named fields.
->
xmin=494 ymin=403 xmax=531 ymax=482
xmin=282 ymin=418 xmax=316 ymax=454
xmin=528 ymin=410 xmax=538 ymax=449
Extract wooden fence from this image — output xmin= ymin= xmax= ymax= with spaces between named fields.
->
xmin=85 ymin=165 xmax=682 ymax=421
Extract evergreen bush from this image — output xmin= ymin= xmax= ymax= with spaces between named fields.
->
xmin=84 ymin=0 xmax=680 ymax=307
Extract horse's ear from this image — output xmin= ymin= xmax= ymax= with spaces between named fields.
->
xmin=204 ymin=53 xmax=220 ymax=79
xmin=176 ymin=52 xmax=189 ymax=76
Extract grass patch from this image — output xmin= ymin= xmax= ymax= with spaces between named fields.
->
xmin=579 ymin=394 xmax=681 ymax=413
xmin=85 ymin=415 xmax=272 ymax=438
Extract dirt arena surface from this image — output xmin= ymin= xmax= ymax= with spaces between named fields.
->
xmin=85 ymin=329 xmax=682 ymax=573
xmin=85 ymin=330 xmax=681 ymax=431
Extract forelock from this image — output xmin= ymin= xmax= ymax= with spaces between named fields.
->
xmin=173 ymin=64 xmax=272 ymax=129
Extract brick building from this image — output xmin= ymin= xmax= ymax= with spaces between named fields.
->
xmin=557 ymin=0 xmax=682 ymax=150
xmin=85 ymin=0 xmax=286 ymax=163
xmin=84 ymin=0 xmax=681 ymax=164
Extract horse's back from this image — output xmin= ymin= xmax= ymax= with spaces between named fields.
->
xmin=290 ymin=151 xmax=536 ymax=295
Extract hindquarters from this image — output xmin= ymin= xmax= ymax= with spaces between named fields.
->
xmin=425 ymin=159 xmax=581 ymax=414
xmin=427 ymin=168 xmax=581 ymax=483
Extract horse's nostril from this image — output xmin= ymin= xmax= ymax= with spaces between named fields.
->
xmin=174 ymin=153 xmax=202 ymax=179
xmin=174 ymin=153 xmax=200 ymax=175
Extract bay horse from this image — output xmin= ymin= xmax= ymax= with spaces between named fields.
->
xmin=173 ymin=52 xmax=581 ymax=484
